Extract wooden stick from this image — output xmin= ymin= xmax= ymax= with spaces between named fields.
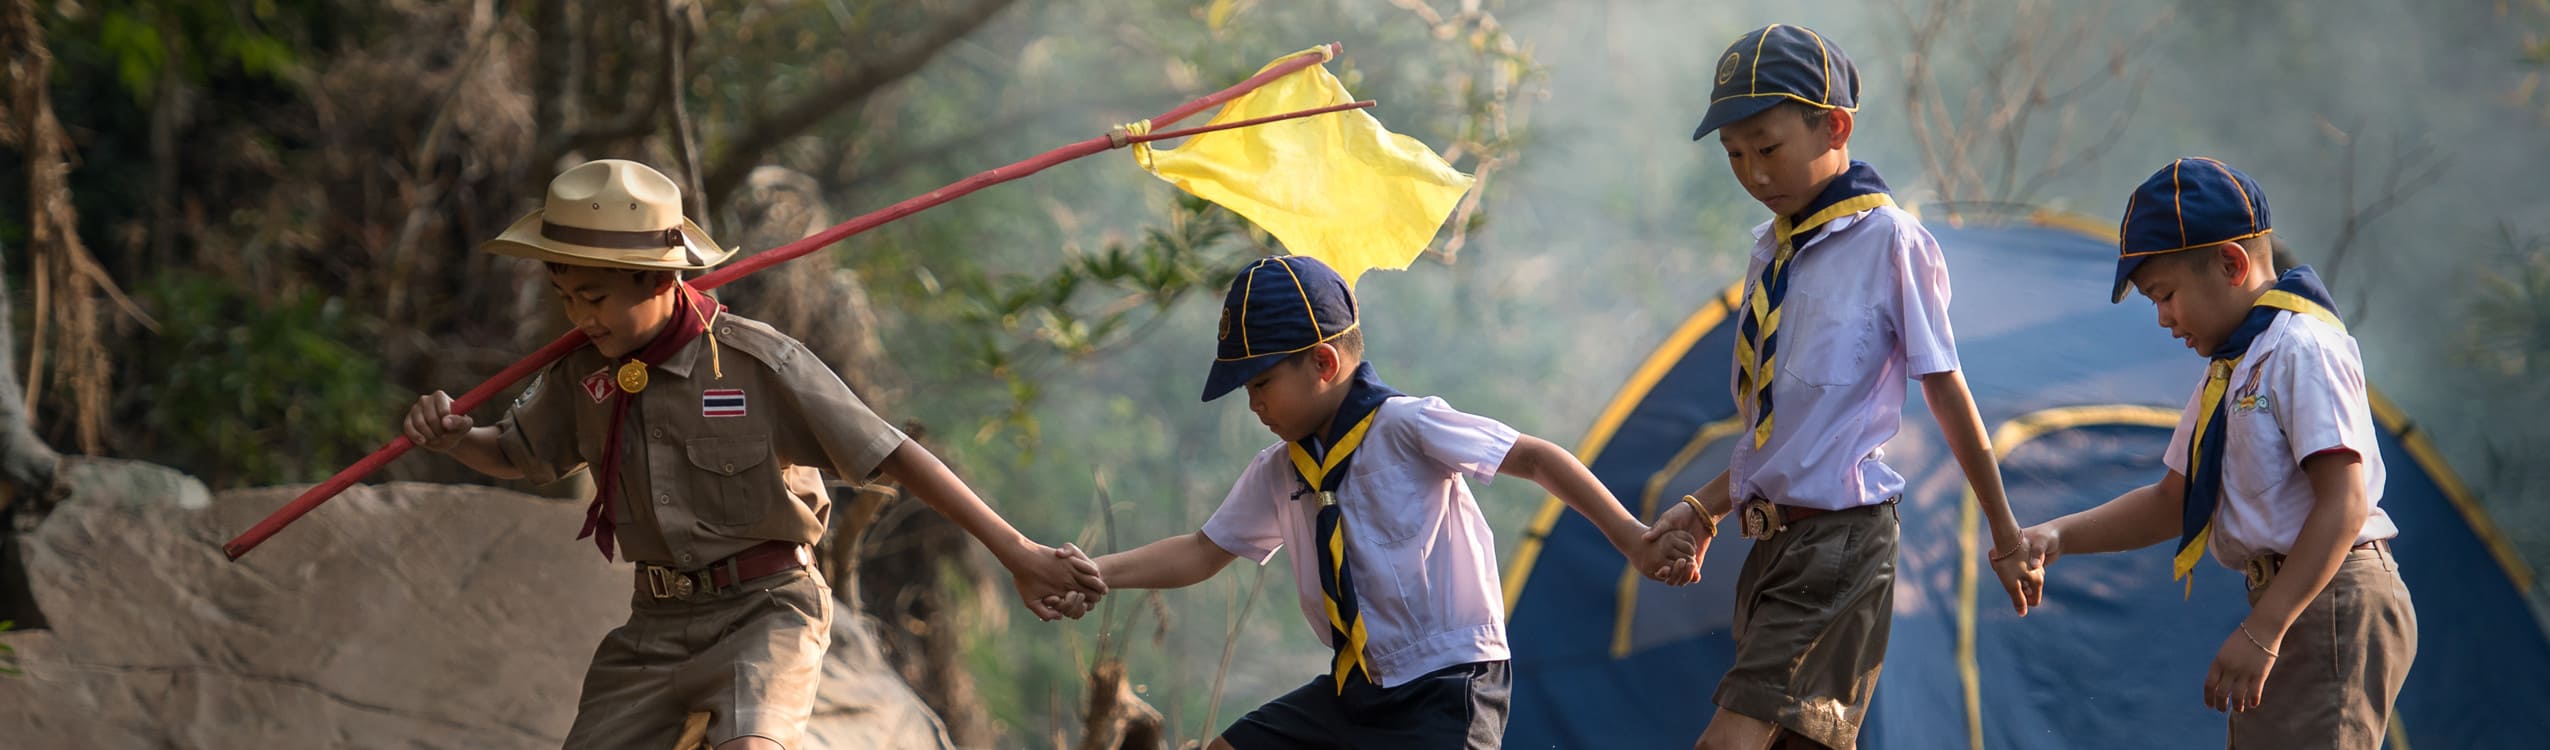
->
xmin=1121 ymin=100 xmax=1376 ymax=145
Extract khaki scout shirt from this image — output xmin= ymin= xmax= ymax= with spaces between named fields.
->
xmin=494 ymin=312 xmax=906 ymax=568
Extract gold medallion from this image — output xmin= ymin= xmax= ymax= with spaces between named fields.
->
xmin=616 ymin=361 xmax=650 ymax=394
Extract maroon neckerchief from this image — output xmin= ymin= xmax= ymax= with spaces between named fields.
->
xmin=578 ymin=282 xmax=721 ymax=561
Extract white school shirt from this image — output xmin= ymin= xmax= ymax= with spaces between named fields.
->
xmin=1201 ymin=395 xmax=1518 ymax=688
xmin=2163 ymin=312 xmax=2396 ymax=567
xmin=1728 ymin=205 xmax=1962 ymax=511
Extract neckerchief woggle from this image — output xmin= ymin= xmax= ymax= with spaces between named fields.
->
xmin=1286 ymin=361 xmax=1401 ymax=691
xmin=2172 ymin=266 xmax=2344 ymax=592
xmin=1734 ymin=161 xmax=1896 ymax=447
xmin=581 ymin=281 xmax=724 ymax=561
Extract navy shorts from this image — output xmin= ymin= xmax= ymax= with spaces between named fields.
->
xmin=1221 ymin=660 xmax=1510 ymax=750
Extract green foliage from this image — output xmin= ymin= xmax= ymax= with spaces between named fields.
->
xmin=54 ymin=0 xmax=322 ymax=105
xmin=126 ymin=276 xmax=395 ymax=488
xmin=47 ymin=0 xmax=328 ymax=107
xmin=939 ymin=194 xmax=1256 ymax=448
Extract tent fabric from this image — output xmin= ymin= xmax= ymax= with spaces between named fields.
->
xmin=1500 ymin=218 xmax=2547 ymax=749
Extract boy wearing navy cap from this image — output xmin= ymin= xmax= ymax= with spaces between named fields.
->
xmin=1059 ymin=255 xmax=1698 ymax=749
xmin=1648 ymin=24 xmax=2039 ymax=750
xmin=2017 ymin=158 xmax=2415 ymax=747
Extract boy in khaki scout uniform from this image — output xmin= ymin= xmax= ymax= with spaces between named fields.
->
xmin=1646 ymin=25 xmax=2043 ymax=750
xmin=2017 ymin=158 xmax=2416 ymax=747
xmin=402 ymin=159 xmax=1104 ymax=750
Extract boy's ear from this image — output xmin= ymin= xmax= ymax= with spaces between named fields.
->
xmin=2214 ymin=242 xmax=2254 ymax=286
xmin=1824 ymin=108 xmax=1854 ymax=149
xmin=1314 ymin=343 xmax=1347 ymax=383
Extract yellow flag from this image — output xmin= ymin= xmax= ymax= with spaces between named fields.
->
xmin=1132 ymin=49 xmax=1475 ymax=289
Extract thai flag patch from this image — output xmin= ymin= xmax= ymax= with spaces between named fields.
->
xmin=702 ymin=389 xmax=747 ymax=418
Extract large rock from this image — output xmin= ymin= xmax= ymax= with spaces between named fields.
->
xmin=0 ymin=458 xmax=951 ymax=749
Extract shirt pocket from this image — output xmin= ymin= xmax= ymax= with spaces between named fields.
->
xmin=2224 ymin=406 xmax=2291 ymax=500
xmin=1777 ymin=289 xmax=1879 ymax=389
xmin=686 ymin=434 xmax=778 ymax=527
xmin=1341 ymin=461 xmax=1439 ymax=548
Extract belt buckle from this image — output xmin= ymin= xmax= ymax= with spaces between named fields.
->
xmin=645 ymin=566 xmax=697 ymax=599
xmin=1739 ymin=502 xmax=1782 ymax=540
xmin=2242 ymin=557 xmax=2275 ymax=590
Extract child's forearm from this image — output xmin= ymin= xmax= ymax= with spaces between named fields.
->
xmin=2245 ymin=452 xmax=2371 ymax=640
xmin=874 ymin=439 xmax=1034 ymax=564
xmin=442 ymin=427 xmax=526 ymax=480
xmin=1094 ymin=531 xmax=1237 ymax=590
xmin=1690 ymin=469 xmax=1734 ymax=518
xmin=1503 ymin=435 xmax=1646 ymax=548
xmin=2048 ymin=479 xmax=2182 ymax=555
xmin=1921 ymin=372 xmax=2023 ymax=546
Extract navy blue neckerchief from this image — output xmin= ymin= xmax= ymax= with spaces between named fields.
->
xmin=2173 ymin=265 xmax=2345 ymax=585
xmin=1735 ymin=161 xmax=1897 ymax=448
xmin=1293 ymin=361 xmax=1403 ymax=495
xmin=1287 ymin=360 xmax=1402 ymax=691
xmin=1784 ymin=160 xmax=1894 ymax=246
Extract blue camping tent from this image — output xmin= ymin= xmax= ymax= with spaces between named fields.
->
xmin=1500 ymin=215 xmax=2549 ymax=748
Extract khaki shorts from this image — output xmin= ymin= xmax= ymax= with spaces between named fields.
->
xmin=1713 ymin=502 xmax=1898 ymax=750
xmin=2227 ymin=545 xmax=2416 ymax=749
xmin=563 ymin=567 xmax=832 ymax=749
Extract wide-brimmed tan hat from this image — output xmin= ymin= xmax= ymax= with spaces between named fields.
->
xmin=484 ymin=159 xmax=734 ymax=271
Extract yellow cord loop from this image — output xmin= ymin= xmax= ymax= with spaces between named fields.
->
xmin=1121 ymin=120 xmax=1156 ymax=171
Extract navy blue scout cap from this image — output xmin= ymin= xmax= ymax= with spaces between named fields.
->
xmin=1201 ymin=255 xmax=1359 ymax=402
xmin=1692 ymin=24 xmax=1860 ymax=140
xmin=2111 ymin=157 xmax=2273 ymax=302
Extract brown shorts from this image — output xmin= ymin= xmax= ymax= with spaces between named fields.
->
xmin=1713 ymin=502 xmax=1898 ymax=750
xmin=563 ymin=567 xmax=833 ymax=749
xmin=2227 ymin=545 xmax=2416 ymax=749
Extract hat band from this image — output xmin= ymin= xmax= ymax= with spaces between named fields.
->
xmin=542 ymin=221 xmax=683 ymax=250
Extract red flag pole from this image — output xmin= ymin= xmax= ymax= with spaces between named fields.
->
xmin=223 ymin=44 xmax=1346 ymax=560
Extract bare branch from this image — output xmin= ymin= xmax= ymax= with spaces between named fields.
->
xmin=701 ymin=0 xmax=1024 ymax=209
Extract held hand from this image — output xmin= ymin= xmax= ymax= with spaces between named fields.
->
xmin=1041 ymin=592 xmax=1095 ymax=620
xmin=2204 ymin=625 xmax=2279 ymax=713
xmin=402 ymin=391 xmax=471 ymax=452
xmin=1006 ymin=541 xmax=1105 ymax=622
xmin=1631 ymin=525 xmax=1700 ymax=585
xmin=1642 ymin=501 xmax=1712 ymax=585
xmin=1055 ymin=543 xmax=1105 ymax=595
xmin=1988 ymin=527 xmax=2051 ymax=615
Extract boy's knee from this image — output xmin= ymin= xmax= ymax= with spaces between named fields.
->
xmin=1206 ymin=737 xmax=1238 ymax=750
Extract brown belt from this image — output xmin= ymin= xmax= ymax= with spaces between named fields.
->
xmin=635 ymin=541 xmax=813 ymax=599
xmin=2243 ymin=539 xmax=2388 ymax=589
xmin=1737 ymin=498 xmax=1892 ymax=540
